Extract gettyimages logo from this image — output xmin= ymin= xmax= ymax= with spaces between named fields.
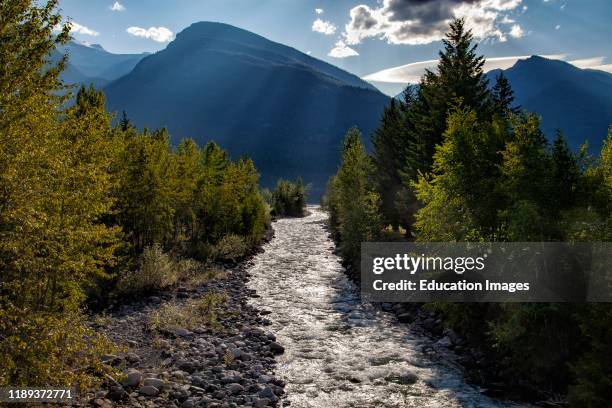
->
xmin=372 ymin=253 xmax=488 ymax=275
xmin=362 ymin=242 xmax=611 ymax=303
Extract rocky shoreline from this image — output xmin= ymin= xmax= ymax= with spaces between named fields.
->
xmin=80 ymin=232 xmax=287 ymax=408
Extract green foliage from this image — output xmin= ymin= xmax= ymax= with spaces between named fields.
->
xmin=488 ymin=304 xmax=584 ymax=390
xmin=0 ymin=1 xmax=118 ymax=386
xmin=569 ymin=305 xmax=612 ymax=408
xmin=115 ymin=128 xmax=177 ymax=253
xmin=492 ymin=72 xmax=520 ymax=116
xmin=372 ymin=19 xmax=495 ymax=234
xmin=112 ymin=132 xmax=268 ymax=262
xmin=0 ymin=0 xmax=269 ymax=387
xmin=212 ymin=234 xmax=249 ymax=263
xmin=117 ymin=244 xmax=181 ymax=295
xmin=271 ymin=178 xmax=307 ymax=217
xmin=324 ymin=127 xmax=381 ymax=267
xmin=331 ymin=18 xmax=612 ymax=402
xmin=412 ymin=106 xmax=611 ymax=398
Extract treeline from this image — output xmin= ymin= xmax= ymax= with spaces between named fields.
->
xmin=325 ymin=19 xmax=611 ymax=405
xmin=265 ymin=178 xmax=307 ymax=217
xmin=0 ymin=1 xmax=268 ymax=386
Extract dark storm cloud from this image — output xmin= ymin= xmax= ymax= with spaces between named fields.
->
xmin=385 ymin=0 xmax=477 ymax=23
xmin=350 ymin=5 xmax=378 ymax=30
xmin=342 ymin=0 xmax=522 ymax=45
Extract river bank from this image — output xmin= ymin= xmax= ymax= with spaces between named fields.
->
xmin=80 ymin=232 xmax=287 ymax=408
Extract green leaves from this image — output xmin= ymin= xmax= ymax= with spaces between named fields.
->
xmin=325 ymin=127 xmax=381 ymax=267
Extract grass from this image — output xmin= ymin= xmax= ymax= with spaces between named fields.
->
xmin=148 ymin=292 xmax=228 ymax=333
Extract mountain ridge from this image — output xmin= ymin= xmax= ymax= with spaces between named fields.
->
xmin=104 ymin=21 xmax=389 ymax=198
xmin=487 ymin=56 xmax=612 ymax=150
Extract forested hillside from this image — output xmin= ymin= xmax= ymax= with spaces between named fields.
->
xmin=325 ymin=19 xmax=612 ymax=406
xmin=486 ymin=56 xmax=612 ymax=151
xmin=1 ymin=1 xmax=269 ymax=387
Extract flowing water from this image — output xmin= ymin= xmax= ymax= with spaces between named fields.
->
xmin=248 ymin=206 xmax=522 ymax=408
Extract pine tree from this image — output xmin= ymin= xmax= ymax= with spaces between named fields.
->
xmin=119 ymin=110 xmax=132 ymax=131
xmin=551 ymin=130 xmax=580 ymax=211
xmin=372 ymin=98 xmax=406 ymax=229
xmin=406 ymin=18 xmax=493 ymax=174
xmin=492 ymin=72 xmax=519 ymax=116
xmin=326 ymin=128 xmax=381 ymax=267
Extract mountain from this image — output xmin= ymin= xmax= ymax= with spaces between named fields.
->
xmin=104 ymin=22 xmax=389 ymax=198
xmin=49 ymin=49 xmax=108 ymax=88
xmin=57 ymin=41 xmax=148 ymax=82
xmin=487 ymin=56 xmax=612 ymax=151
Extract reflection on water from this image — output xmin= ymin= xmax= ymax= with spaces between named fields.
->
xmin=248 ymin=206 xmax=522 ymax=408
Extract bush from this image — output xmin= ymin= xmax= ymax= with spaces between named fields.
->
xmin=0 ymin=309 xmax=118 ymax=387
xmin=212 ymin=234 xmax=248 ymax=262
xmin=271 ymin=178 xmax=307 ymax=216
xmin=117 ymin=244 xmax=180 ymax=295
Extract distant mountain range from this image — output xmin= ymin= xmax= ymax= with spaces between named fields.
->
xmin=394 ymin=57 xmax=611 ymax=152
xmin=487 ymin=56 xmax=612 ymax=151
xmin=103 ymin=22 xmax=389 ymax=197
xmin=56 ymin=26 xmax=612 ymax=196
xmin=54 ymin=41 xmax=147 ymax=88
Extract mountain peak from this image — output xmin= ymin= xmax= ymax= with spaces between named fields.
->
xmin=89 ymin=44 xmax=106 ymax=52
xmin=167 ymin=21 xmax=377 ymax=91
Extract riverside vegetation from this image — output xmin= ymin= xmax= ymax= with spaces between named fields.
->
xmin=0 ymin=0 xmax=282 ymax=394
xmin=324 ymin=19 xmax=612 ymax=407
xmin=265 ymin=179 xmax=308 ymax=217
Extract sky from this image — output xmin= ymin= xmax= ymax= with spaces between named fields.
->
xmin=57 ymin=0 xmax=612 ymax=95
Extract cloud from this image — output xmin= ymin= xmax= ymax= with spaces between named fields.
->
xmin=362 ymin=54 xmax=567 ymax=83
xmin=569 ymin=57 xmax=612 ymax=73
xmin=509 ymin=24 xmax=524 ymax=38
xmin=312 ymin=19 xmax=337 ymax=35
xmin=66 ymin=21 xmax=99 ymax=36
xmin=315 ymin=8 xmax=324 ymax=14
xmin=110 ymin=2 xmax=125 ymax=12
xmin=342 ymin=0 xmax=524 ymax=46
xmin=328 ymin=40 xmax=359 ymax=58
xmin=126 ymin=26 xmax=174 ymax=42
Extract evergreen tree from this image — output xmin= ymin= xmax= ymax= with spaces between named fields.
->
xmin=406 ymin=18 xmax=492 ymax=174
xmin=271 ymin=178 xmax=307 ymax=217
xmin=492 ymin=72 xmax=519 ymax=116
xmin=116 ymin=129 xmax=177 ymax=253
xmin=325 ymin=128 xmax=381 ymax=267
xmin=119 ymin=110 xmax=132 ymax=131
xmin=551 ymin=130 xmax=580 ymax=211
xmin=174 ymin=139 xmax=202 ymax=241
xmin=372 ymin=98 xmax=406 ymax=229
xmin=413 ymin=106 xmax=507 ymax=241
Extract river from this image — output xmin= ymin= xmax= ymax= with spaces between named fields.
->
xmin=248 ymin=206 xmax=522 ymax=408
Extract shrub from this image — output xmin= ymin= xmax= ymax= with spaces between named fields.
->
xmin=271 ymin=178 xmax=307 ymax=216
xmin=212 ymin=234 xmax=248 ymax=262
xmin=117 ymin=244 xmax=179 ymax=295
xmin=0 ymin=309 xmax=118 ymax=387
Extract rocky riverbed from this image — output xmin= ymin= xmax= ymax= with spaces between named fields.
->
xmin=82 ymin=256 xmax=287 ymax=408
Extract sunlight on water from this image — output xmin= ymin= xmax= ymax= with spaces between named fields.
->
xmin=248 ymin=206 xmax=523 ymax=408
